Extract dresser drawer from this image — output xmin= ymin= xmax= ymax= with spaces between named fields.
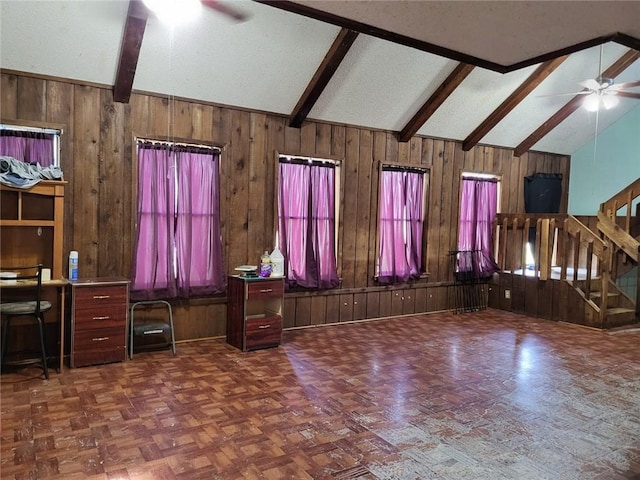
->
xmin=245 ymin=315 xmax=281 ymax=350
xmin=73 ymin=304 xmax=126 ymax=330
xmin=72 ymin=327 xmax=126 ymax=367
xmin=73 ymin=285 xmax=128 ymax=306
xmin=71 ymin=342 xmax=126 ymax=368
xmin=246 ymin=280 xmax=283 ymax=300
xmin=73 ymin=326 xmax=125 ymax=351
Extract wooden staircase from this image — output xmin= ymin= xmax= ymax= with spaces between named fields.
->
xmin=596 ymin=177 xmax=640 ymax=327
xmin=492 ymin=177 xmax=639 ymax=329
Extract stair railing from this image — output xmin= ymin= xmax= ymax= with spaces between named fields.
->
xmin=598 ymin=177 xmax=640 ymax=319
xmin=494 ymin=213 xmax=609 ymax=322
xmin=599 ymin=176 xmax=640 ymax=242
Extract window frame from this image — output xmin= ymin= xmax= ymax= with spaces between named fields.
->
xmin=0 ymin=120 xmax=63 ymax=167
xmin=375 ymin=162 xmax=430 ymax=282
xmin=456 ymin=171 xmax=502 ymax=277
xmin=275 ymin=152 xmax=343 ymax=289
xmin=131 ymin=136 xmax=225 ymax=298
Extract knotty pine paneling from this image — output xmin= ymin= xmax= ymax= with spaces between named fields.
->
xmin=1 ymin=72 xmax=571 ymax=341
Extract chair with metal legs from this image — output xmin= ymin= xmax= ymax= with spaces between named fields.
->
xmin=129 ymin=300 xmax=177 ymax=359
xmin=0 ymin=265 xmax=51 ymax=379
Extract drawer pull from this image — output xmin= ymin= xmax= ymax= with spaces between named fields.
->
xmin=258 ymin=324 xmax=271 ymax=329
xmin=259 ymin=289 xmax=273 ymax=293
xmin=92 ymin=336 xmax=110 ymax=342
xmin=93 ymin=295 xmax=111 ymax=299
xmin=92 ymin=316 xmax=110 ymax=320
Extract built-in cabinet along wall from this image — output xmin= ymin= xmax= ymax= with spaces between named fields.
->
xmin=1 ymin=71 xmax=570 ymax=340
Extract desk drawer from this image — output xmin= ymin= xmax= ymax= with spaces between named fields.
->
xmin=72 ymin=326 xmax=126 ymax=367
xmin=246 ymin=280 xmax=283 ymax=300
xmin=73 ymin=327 xmax=125 ymax=351
xmin=245 ymin=315 xmax=281 ymax=350
xmin=73 ymin=305 xmax=126 ymax=330
xmin=74 ymin=285 xmax=128 ymax=306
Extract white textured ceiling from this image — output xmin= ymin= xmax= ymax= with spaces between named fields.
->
xmin=1 ymin=0 xmax=639 ymax=156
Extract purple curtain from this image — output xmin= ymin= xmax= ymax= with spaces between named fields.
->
xmin=278 ymin=160 xmax=339 ymax=289
xmin=131 ymin=145 xmax=175 ymax=299
xmin=131 ymin=143 xmax=224 ymax=300
xmin=0 ymin=130 xmax=55 ymax=166
xmin=378 ymin=169 xmax=424 ymax=284
xmin=457 ymin=177 xmax=499 ymax=278
xmin=175 ymin=148 xmax=225 ymax=296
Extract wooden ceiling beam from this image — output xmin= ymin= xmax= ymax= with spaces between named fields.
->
xmin=463 ymin=55 xmax=568 ymax=151
xmin=398 ymin=63 xmax=474 ymax=143
xmin=113 ymin=0 xmax=148 ymax=103
xmin=513 ymin=49 xmax=640 ymax=157
xmin=289 ymin=28 xmax=359 ymax=128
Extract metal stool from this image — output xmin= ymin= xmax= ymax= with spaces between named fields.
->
xmin=129 ymin=300 xmax=176 ymax=359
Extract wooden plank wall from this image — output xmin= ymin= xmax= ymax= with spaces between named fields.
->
xmin=1 ymin=71 xmax=570 ymax=340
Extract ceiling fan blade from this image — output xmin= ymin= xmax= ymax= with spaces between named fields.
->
xmin=613 ymin=91 xmax=640 ymax=99
xmin=538 ymin=91 xmax=590 ymax=98
xmin=609 ymin=80 xmax=640 ymax=90
xmin=201 ymin=0 xmax=248 ymax=22
xmin=580 ymin=79 xmax=600 ymax=90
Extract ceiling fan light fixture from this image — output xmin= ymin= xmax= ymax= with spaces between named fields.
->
xmin=583 ymin=93 xmax=601 ymax=112
xmin=143 ymin=0 xmax=201 ymax=25
xmin=602 ymin=94 xmax=619 ymax=110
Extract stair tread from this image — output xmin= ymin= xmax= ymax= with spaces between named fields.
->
xmin=590 ymin=292 xmax=619 ymax=298
xmin=607 ymin=307 xmax=636 ymax=314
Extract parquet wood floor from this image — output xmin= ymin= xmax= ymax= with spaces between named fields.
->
xmin=1 ymin=309 xmax=639 ymax=479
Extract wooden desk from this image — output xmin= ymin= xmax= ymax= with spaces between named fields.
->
xmin=0 ymin=278 xmax=69 ymax=372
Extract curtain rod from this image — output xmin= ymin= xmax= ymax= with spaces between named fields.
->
xmin=1 ymin=124 xmax=60 ymax=135
xmin=136 ymin=138 xmax=220 ymax=152
xmin=382 ymin=163 xmax=428 ymax=174
xmin=279 ymin=155 xmax=340 ymax=167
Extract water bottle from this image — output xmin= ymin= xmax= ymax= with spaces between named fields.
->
xmin=68 ymin=250 xmax=78 ymax=281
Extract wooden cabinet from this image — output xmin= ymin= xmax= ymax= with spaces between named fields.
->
xmin=0 ymin=181 xmax=66 ymax=279
xmin=69 ymin=278 xmax=129 ymax=367
xmin=226 ymin=276 xmax=283 ymax=351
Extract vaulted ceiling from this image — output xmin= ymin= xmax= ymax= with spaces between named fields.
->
xmin=1 ymin=0 xmax=639 ymax=156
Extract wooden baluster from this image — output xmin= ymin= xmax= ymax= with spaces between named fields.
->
xmin=573 ymin=231 xmax=581 ymax=284
xmin=599 ymin=246 xmax=610 ymax=327
xmin=625 ymin=189 xmax=632 ymax=234
xmin=560 ymin=220 xmax=569 ymax=281
xmin=540 ymin=219 xmax=550 ymax=281
xmin=521 ymin=217 xmax=528 ymax=274
xmin=535 ymin=218 xmax=542 ymax=278
xmin=584 ymin=241 xmax=593 ymax=297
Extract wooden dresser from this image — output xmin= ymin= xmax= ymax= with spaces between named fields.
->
xmin=69 ymin=278 xmax=129 ymax=367
xmin=226 ymin=275 xmax=283 ymax=351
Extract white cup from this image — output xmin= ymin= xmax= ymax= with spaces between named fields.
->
xmin=41 ymin=268 xmax=51 ymax=282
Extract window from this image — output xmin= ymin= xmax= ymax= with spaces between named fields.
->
xmin=456 ymin=174 xmax=500 ymax=279
xmin=377 ymin=165 xmax=429 ymax=284
xmin=131 ymin=140 xmax=225 ymax=300
xmin=0 ymin=124 xmax=61 ymax=167
xmin=277 ymin=155 xmax=340 ymax=289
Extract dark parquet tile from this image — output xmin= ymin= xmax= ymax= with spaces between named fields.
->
xmin=1 ymin=309 xmax=639 ymax=479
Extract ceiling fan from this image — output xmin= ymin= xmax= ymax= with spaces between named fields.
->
xmin=576 ymin=76 xmax=640 ymax=112
xmin=542 ymin=45 xmax=640 ymax=111
xmin=143 ymin=0 xmax=248 ymax=24
xmin=572 ymin=45 xmax=640 ymax=112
